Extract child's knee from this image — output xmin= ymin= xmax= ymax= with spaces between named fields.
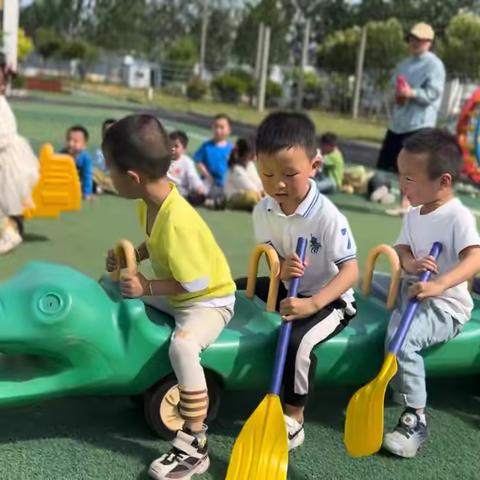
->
xmin=169 ymin=330 xmax=202 ymax=365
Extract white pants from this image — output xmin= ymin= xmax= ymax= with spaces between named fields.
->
xmin=144 ymin=296 xmax=234 ymax=391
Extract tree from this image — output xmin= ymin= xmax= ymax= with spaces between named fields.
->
xmin=317 ymin=27 xmax=360 ymax=75
xmin=93 ymin=0 xmax=148 ymax=53
xmin=439 ymin=12 xmax=480 ymax=80
xmin=60 ymin=39 xmax=99 ymax=79
xmin=18 ymin=28 xmax=34 ymax=63
xmin=21 ymin=0 xmax=92 ymax=38
xmin=233 ymin=0 xmax=296 ymax=65
xmin=191 ymin=6 xmax=238 ymax=70
xmin=364 ymin=18 xmax=407 ymax=90
xmin=35 ymin=28 xmax=62 ymax=65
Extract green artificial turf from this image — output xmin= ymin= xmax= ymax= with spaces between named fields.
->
xmin=0 ymin=93 xmax=479 ymax=479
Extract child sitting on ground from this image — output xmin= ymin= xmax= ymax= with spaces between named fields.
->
xmin=103 ymin=114 xmax=235 ymax=480
xmin=194 ymin=113 xmax=233 ymax=207
xmin=224 ymin=137 xmax=263 ymax=211
xmin=382 ymin=128 xmax=480 ymax=458
xmin=62 ymin=125 xmax=93 ymax=198
xmin=238 ymin=112 xmax=358 ymax=450
xmin=93 ymin=118 xmax=116 ymax=194
xmin=313 ymin=132 xmax=344 ymax=194
xmin=168 ymin=130 xmax=206 ymax=205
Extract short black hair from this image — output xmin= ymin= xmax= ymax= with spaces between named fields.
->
xmin=403 ymin=128 xmax=463 ymax=183
xmin=228 ymin=137 xmax=254 ymax=168
xmin=67 ymin=125 xmax=89 ymax=142
xmin=320 ymin=132 xmax=338 ymax=146
xmin=256 ymin=111 xmax=317 ymax=159
xmin=102 ymin=118 xmax=116 ymax=135
xmin=102 ymin=114 xmax=171 ymax=179
xmin=169 ymin=130 xmax=189 ymax=148
xmin=214 ymin=113 xmax=231 ymax=124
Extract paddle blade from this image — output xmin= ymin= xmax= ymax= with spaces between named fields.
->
xmin=344 ymin=352 xmax=398 ymax=457
xmin=226 ymin=394 xmax=288 ymax=480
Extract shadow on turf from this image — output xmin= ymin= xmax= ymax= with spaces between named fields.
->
xmin=23 ymin=232 xmax=50 ymax=243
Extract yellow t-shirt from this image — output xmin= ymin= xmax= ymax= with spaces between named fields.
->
xmin=138 ymin=184 xmax=235 ymax=307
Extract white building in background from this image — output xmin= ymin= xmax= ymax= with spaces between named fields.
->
xmin=121 ymin=55 xmax=161 ymax=89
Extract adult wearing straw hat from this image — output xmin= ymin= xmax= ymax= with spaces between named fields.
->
xmin=376 ymin=22 xmax=445 ymax=216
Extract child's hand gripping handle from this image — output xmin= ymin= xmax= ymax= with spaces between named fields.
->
xmin=388 ymin=242 xmax=442 ymax=355
xmin=270 ymin=237 xmax=308 ymax=395
xmin=109 ymin=239 xmax=138 ymax=282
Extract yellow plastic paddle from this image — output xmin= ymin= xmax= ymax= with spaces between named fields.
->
xmin=226 ymin=237 xmax=307 ymax=480
xmin=344 ymin=241 xmax=442 ymax=457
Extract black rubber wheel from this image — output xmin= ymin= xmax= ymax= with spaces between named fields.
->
xmin=143 ymin=373 xmax=221 ymax=440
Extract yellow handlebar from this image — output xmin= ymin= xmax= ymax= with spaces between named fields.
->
xmin=362 ymin=244 xmax=401 ymax=310
xmin=110 ymin=239 xmax=138 ymax=282
xmin=246 ymin=244 xmax=281 ymax=312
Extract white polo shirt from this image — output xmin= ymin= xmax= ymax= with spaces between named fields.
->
xmin=253 ymin=179 xmax=356 ymax=302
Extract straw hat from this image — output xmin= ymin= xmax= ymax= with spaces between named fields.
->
xmin=408 ymin=23 xmax=434 ymax=41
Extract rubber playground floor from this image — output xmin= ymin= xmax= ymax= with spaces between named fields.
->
xmin=0 ymin=92 xmax=479 ymax=479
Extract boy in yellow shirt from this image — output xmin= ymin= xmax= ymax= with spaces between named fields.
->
xmin=103 ymin=114 xmax=235 ymax=480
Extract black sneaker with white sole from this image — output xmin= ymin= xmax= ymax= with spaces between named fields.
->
xmin=382 ymin=408 xmax=428 ymax=458
xmin=148 ymin=429 xmax=210 ymax=479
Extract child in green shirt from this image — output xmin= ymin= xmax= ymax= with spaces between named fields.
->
xmin=314 ymin=132 xmax=344 ymax=193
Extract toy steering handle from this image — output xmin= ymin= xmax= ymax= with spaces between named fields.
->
xmin=109 ymin=239 xmax=138 ymax=282
xmin=362 ymin=244 xmax=401 ymax=310
xmin=246 ymin=243 xmax=281 ymax=312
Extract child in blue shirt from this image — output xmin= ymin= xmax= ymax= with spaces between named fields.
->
xmin=194 ymin=114 xmax=233 ymax=195
xmin=62 ymin=125 xmax=93 ymax=198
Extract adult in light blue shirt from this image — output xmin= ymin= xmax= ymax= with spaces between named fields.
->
xmin=377 ymin=23 xmax=446 ymax=173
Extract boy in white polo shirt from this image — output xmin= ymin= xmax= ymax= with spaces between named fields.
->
xmin=247 ymin=111 xmax=359 ymax=450
xmin=382 ymin=128 xmax=480 ymax=458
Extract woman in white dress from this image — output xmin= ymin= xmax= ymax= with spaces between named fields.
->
xmin=0 ymin=67 xmax=39 ymax=254
xmin=224 ymin=138 xmax=263 ymax=211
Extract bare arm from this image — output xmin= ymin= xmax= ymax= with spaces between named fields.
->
xmin=395 ymin=244 xmax=438 ymax=275
xmin=135 ymin=242 xmax=150 ymax=262
xmin=197 ymin=162 xmax=213 ymax=182
xmin=279 ymin=259 xmax=358 ymax=321
xmin=409 ymin=246 xmax=480 ymax=300
xmin=436 ymin=246 xmax=480 ymax=290
xmin=148 ymin=278 xmax=187 ymax=296
xmin=311 ymin=259 xmax=359 ymax=311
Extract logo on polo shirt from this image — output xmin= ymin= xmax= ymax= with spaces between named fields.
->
xmin=310 ymin=234 xmax=321 ymax=254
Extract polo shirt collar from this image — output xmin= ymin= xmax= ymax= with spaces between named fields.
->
xmin=266 ymin=179 xmax=321 ymax=218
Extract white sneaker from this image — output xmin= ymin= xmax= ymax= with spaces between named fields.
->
xmin=0 ymin=226 xmax=22 ymax=254
xmin=284 ymin=414 xmax=305 ymax=451
xmin=148 ymin=429 xmax=210 ymax=480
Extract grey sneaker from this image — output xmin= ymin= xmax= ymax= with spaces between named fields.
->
xmin=148 ymin=429 xmax=209 ymax=479
xmin=382 ymin=408 xmax=428 ymax=458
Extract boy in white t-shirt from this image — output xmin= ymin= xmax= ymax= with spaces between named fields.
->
xmin=382 ymin=128 xmax=480 ymax=458
xmin=168 ymin=131 xmax=206 ymax=204
xmin=241 ymin=112 xmax=359 ymax=450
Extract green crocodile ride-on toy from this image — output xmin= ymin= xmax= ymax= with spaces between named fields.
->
xmin=0 ymin=241 xmax=479 ymax=440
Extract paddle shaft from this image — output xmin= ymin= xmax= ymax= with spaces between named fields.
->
xmin=270 ymin=237 xmax=308 ymax=395
xmin=388 ymin=242 xmax=442 ymax=355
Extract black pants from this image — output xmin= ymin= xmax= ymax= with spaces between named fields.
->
xmin=236 ymin=277 xmax=356 ymax=407
xmin=376 ymin=129 xmax=420 ymax=173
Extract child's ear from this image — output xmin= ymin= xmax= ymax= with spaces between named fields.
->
xmin=126 ymin=169 xmax=141 ymax=185
xmin=312 ymin=148 xmax=323 ymax=171
xmin=439 ymin=173 xmax=453 ymax=188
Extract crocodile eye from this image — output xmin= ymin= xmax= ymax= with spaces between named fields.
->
xmin=35 ymin=291 xmax=70 ymax=324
